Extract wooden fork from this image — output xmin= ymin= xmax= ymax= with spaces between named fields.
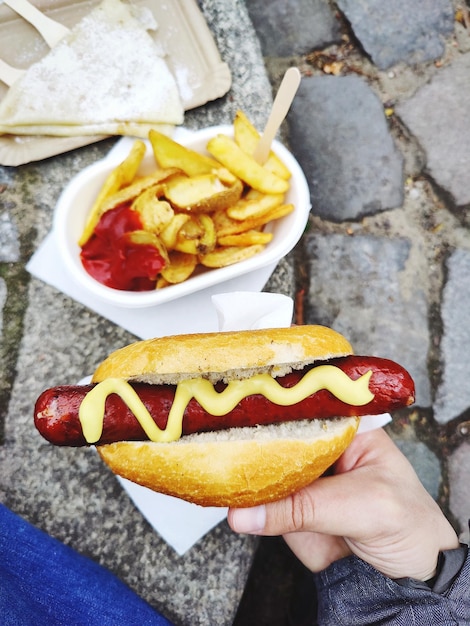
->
xmin=3 ymin=0 xmax=70 ymax=48
xmin=0 ymin=58 xmax=24 ymax=86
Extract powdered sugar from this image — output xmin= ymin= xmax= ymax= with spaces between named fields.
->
xmin=0 ymin=0 xmax=183 ymax=127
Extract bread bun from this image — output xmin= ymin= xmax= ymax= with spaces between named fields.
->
xmin=97 ymin=416 xmax=359 ymax=507
xmin=94 ymin=325 xmax=359 ymax=507
xmin=92 ymin=325 xmax=353 ymax=385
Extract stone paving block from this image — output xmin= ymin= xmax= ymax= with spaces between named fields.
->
xmin=448 ymin=442 xmax=470 ymax=543
xmin=336 ymin=0 xmax=454 ymax=69
xmin=0 ymin=211 xmax=20 ymax=262
xmin=433 ymin=249 xmax=470 ymax=424
xmin=393 ymin=438 xmax=441 ymax=500
xmin=288 ymin=75 xmax=404 ymax=222
xmin=244 ymin=0 xmax=341 ymax=57
xmin=396 ymin=53 xmax=470 ymax=207
xmin=304 ymin=233 xmax=430 ymax=406
xmin=0 ymin=278 xmax=5 ymax=334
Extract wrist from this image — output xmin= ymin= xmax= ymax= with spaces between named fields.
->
xmin=412 ymin=523 xmax=460 ymax=582
xmin=395 ymin=544 xmax=468 ymax=594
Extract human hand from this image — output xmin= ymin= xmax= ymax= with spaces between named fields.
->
xmin=228 ymin=428 xmax=459 ymax=581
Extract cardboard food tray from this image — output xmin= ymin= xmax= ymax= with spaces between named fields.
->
xmin=0 ymin=0 xmax=231 ymax=166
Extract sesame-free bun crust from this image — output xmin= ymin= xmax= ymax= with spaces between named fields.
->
xmin=92 ymin=325 xmax=353 ymax=385
xmin=97 ymin=417 xmax=359 ymax=507
xmin=94 ymin=325 xmax=357 ymax=507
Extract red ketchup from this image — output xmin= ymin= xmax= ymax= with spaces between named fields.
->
xmin=80 ymin=205 xmax=166 ymax=291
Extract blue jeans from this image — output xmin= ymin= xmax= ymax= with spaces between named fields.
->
xmin=0 ymin=504 xmax=173 ymax=625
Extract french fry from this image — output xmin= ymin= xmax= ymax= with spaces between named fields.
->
xmin=217 ymin=230 xmax=273 ymax=246
xmin=177 ymin=216 xmax=203 ymax=240
xmin=160 ymin=251 xmax=197 ymax=284
xmin=155 ymin=276 xmax=171 ymax=289
xmin=132 ymin=190 xmax=174 ymax=235
xmin=126 ymin=230 xmax=169 ymax=266
xmin=79 ymin=140 xmax=146 ymax=246
xmin=159 ymin=213 xmax=191 ymax=249
xmin=174 ymin=214 xmax=216 ymax=256
xmin=149 ymin=129 xmax=221 ymax=176
xmin=79 ymin=110 xmax=297 ymax=292
xmin=233 ymin=110 xmax=291 ymax=181
xmin=199 ymin=244 xmax=265 ymax=268
xmin=98 ymin=169 xmax=179 ymax=215
xmin=206 ymin=134 xmax=289 ymax=194
xmin=213 ymin=203 xmax=294 ymax=237
xmin=227 ymin=191 xmax=284 ymax=221
xmin=164 ymin=173 xmax=243 ymax=213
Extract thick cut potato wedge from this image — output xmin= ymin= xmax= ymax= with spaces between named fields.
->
xmin=233 ymin=110 xmax=291 ymax=180
xmin=96 ymin=173 xmax=174 ymax=215
xmin=174 ymin=214 xmax=216 ymax=256
xmin=159 ymin=213 xmax=191 ymax=249
xmin=206 ymin=134 xmax=289 ymax=194
xmin=79 ymin=140 xmax=146 ymax=245
xmin=227 ymin=190 xmax=284 ymax=221
xmin=199 ymin=244 xmax=265 ymax=267
xmin=132 ymin=191 xmax=174 ymax=235
xmin=213 ymin=203 xmax=295 ymax=237
xmin=164 ymin=173 xmax=243 ymax=213
xmin=149 ymin=129 xmax=221 ymax=176
xmin=217 ymin=230 xmax=273 ymax=246
xmin=160 ymin=251 xmax=197 ymax=284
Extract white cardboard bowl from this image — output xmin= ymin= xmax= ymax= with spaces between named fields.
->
xmin=54 ymin=125 xmax=311 ymax=308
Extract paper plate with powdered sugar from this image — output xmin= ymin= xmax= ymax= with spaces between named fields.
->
xmin=0 ymin=0 xmax=231 ymax=165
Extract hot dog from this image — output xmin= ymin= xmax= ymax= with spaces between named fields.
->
xmin=34 ymin=325 xmax=415 ymax=507
xmin=35 ymin=356 xmax=412 ymax=446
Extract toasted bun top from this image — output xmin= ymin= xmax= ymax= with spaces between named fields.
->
xmin=92 ymin=325 xmax=353 ymax=385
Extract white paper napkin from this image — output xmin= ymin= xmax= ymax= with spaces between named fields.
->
xmin=116 ymin=477 xmax=228 ymax=555
xmin=26 ymin=232 xmax=278 ymax=339
xmin=357 ymin=412 xmax=391 ymax=433
xmin=212 ymin=291 xmax=294 ymax=331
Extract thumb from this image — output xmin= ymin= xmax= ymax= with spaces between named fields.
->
xmin=228 ymin=504 xmax=267 ymax=534
xmin=228 ymin=482 xmax=323 ymax=536
xmin=228 ymin=470 xmax=382 ymax=537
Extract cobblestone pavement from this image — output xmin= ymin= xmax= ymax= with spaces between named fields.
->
xmin=235 ymin=0 xmax=470 ymax=623
xmin=1 ymin=1 xmax=470 ymax=624
xmin=247 ymin=0 xmax=470 ymax=537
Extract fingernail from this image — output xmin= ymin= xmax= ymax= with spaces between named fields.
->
xmin=230 ymin=505 xmax=266 ymax=534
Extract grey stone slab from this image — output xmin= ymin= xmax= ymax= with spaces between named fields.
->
xmin=245 ymin=0 xmax=341 ymax=57
xmin=188 ymin=0 xmax=274 ymax=131
xmin=393 ymin=438 xmax=441 ymax=500
xmin=448 ymin=442 xmax=470 ymax=544
xmin=288 ymin=75 xmax=404 ymax=222
xmin=264 ymin=253 xmax=296 ymax=300
xmin=433 ymin=249 xmax=470 ymax=424
xmin=336 ymin=0 xmax=454 ymax=69
xmin=304 ymin=233 xmax=430 ymax=406
xmin=396 ymin=53 xmax=470 ymax=207
xmin=0 ymin=211 xmax=20 ymax=262
xmin=0 ymin=277 xmax=5 ymax=334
